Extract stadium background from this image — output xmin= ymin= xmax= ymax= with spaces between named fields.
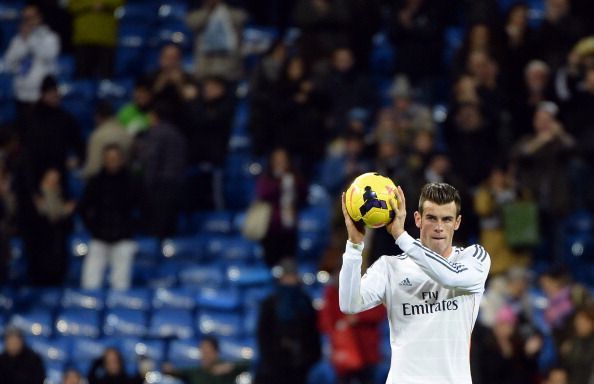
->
xmin=0 ymin=0 xmax=593 ymax=383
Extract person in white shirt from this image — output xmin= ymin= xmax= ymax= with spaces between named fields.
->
xmin=3 ymin=5 xmax=59 ymax=109
xmin=339 ymin=182 xmax=491 ymax=384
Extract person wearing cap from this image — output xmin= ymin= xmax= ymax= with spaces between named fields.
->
xmin=0 ymin=327 xmax=45 ymax=384
xmin=256 ymin=258 xmax=321 ymax=384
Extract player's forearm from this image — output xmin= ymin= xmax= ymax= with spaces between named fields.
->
xmin=396 ymin=232 xmax=484 ymax=291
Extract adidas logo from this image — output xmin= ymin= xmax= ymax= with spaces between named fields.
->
xmin=399 ymin=277 xmax=412 ymax=287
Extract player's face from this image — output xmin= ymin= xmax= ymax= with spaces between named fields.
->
xmin=414 ymin=201 xmax=461 ymax=257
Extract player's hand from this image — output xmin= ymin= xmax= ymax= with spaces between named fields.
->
xmin=341 ymin=192 xmax=365 ymax=244
xmin=386 ymin=185 xmax=406 ymax=240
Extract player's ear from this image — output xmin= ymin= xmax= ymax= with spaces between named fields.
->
xmin=414 ymin=211 xmax=421 ymax=229
xmin=454 ymin=215 xmax=461 ymax=230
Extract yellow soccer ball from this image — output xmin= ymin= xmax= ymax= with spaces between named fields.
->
xmin=345 ymin=172 xmax=398 ymax=228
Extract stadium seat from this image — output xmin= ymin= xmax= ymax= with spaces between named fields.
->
xmin=0 ymin=287 xmax=14 ymax=313
xmin=157 ymin=2 xmax=188 ymax=24
xmin=10 ymin=310 xmax=53 ymax=337
xmin=29 ymin=337 xmax=70 ymax=364
xmin=15 ymin=287 xmax=62 ymax=311
xmin=298 ymin=231 xmax=326 ymax=261
xmin=167 ymin=338 xmax=201 ymax=367
xmin=298 ymin=206 xmax=331 ymax=234
xmin=134 ymin=236 xmax=161 ymax=264
xmin=57 ymin=55 xmax=75 ymax=80
xmin=45 ymin=361 xmax=65 ymax=384
xmin=146 ymin=261 xmax=193 ymax=288
xmin=217 ymin=236 xmax=261 ymax=264
xmin=119 ymin=337 xmax=166 ymax=363
xmin=155 ymin=26 xmax=193 ymax=51
xmin=242 ymin=286 xmax=273 ymax=310
xmin=104 ymin=308 xmax=148 ymax=337
xmin=152 ymin=287 xmax=196 ymax=310
xmin=243 ymin=308 xmax=259 ymax=335
xmin=226 ymin=265 xmax=272 ymax=287
xmin=115 ymin=4 xmax=158 ymax=26
xmin=61 ymin=288 xmax=105 ymax=310
xmin=55 ymin=308 xmax=101 ymax=337
xmin=307 ymin=360 xmax=337 ymax=384
xmin=161 ymin=236 xmax=206 ymax=261
xmin=197 ymin=311 xmax=243 ymax=338
xmin=196 ymin=211 xmax=234 ymax=234
xmin=71 ymin=337 xmax=117 ymax=374
xmin=219 ymin=337 xmax=256 ymax=362
xmin=106 ymin=288 xmax=152 ymax=311
xmin=370 ymin=32 xmax=396 ymax=75
xmin=196 ymin=287 xmax=241 ymax=311
xmin=178 ymin=264 xmax=224 ymax=288
xmin=149 ymin=308 xmax=195 ymax=339
xmin=564 ymin=210 xmax=593 ymax=234
xmin=96 ymin=78 xmax=134 ymax=111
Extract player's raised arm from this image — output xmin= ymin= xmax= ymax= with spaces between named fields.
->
xmin=338 ymin=193 xmax=387 ymax=314
xmin=387 ymin=185 xmax=490 ymax=293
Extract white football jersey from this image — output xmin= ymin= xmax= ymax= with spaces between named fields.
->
xmin=339 ymin=232 xmax=491 ymax=384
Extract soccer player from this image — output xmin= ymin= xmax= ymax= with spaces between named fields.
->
xmin=339 ymin=182 xmax=491 ymax=383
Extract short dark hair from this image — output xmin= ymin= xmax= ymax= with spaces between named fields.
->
xmin=418 ymin=183 xmax=461 ymax=216
xmin=201 ymin=336 xmax=219 ymax=352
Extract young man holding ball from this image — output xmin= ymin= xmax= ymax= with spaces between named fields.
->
xmin=339 ymin=182 xmax=491 ymax=384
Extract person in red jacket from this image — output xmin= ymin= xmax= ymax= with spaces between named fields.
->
xmin=319 ymin=269 xmax=386 ymax=384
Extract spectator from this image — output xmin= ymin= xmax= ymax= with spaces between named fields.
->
xmin=316 ymin=47 xmax=376 ymax=138
xmin=2 ymin=4 xmax=59 ymax=119
xmin=249 ymin=39 xmax=288 ymax=157
xmin=535 ymin=0 xmax=585 ymax=71
xmin=320 ymin=129 xmax=372 ymax=197
xmin=35 ymin=0 xmax=73 ymax=54
xmin=471 ymin=306 xmax=542 ymax=384
xmin=0 ymin=327 xmax=45 ymax=384
xmin=544 ymin=367 xmax=570 ymax=384
xmin=164 ymin=337 xmax=250 ymax=384
xmin=512 ymin=102 xmax=575 ymax=259
xmin=375 ymin=75 xmax=434 ymax=149
xmin=454 ymin=23 xmax=502 ymax=76
xmin=292 ymin=0 xmax=351 ymax=68
xmin=21 ymin=75 xmax=84 ymax=189
xmin=502 ymin=4 xmax=537 ymax=94
xmin=117 ymin=77 xmax=153 ymax=137
xmin=82 ymin=101 xmax=133 ymax=179
xmin=560 ymin=306 xmax=594 ymax=384
xmin=79 ymin=145 xmax=142 ymax=290
xmin=136 ymin=102 xmax=187 ymax=238
xmin=388 ymin=0 xmax=445 ymax=93
xmin=88 ymin=347 xmax=141 ymax=384
xmin=69 ymin=0 xmax=123 ymax=78
xmin=256 ymin=258 xmax=321 ymax=384
xmin=255 ymin=148 xmax=306 ymax=267
xmin=25 ymin=168 xmax=75 ymax=286
xmin=473 ymin=165 xmax=530 ymax=275
xmin=319 ymin=269 xmax=386 ymax=383
xmin=146 ymin=44 xmax=198 ymax=136
xmin=62 ymin=369 xmax=83 ymax=384
xmin=540 ymin=266 xmax=575 ymax=348
xmin=186 ymin=0 xmax=247 ymax=82
xmin=510 ymin=60 xmax=556 ymax=142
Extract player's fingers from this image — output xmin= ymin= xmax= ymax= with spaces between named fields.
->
xmin=397 ymin=185 xmax=406 ymax=211
xmin=388 ymin=195 xmax=398 ymax=211
xmin=341 ymin=192 xmax=349 ymax=220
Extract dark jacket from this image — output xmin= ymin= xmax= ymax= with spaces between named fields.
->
xmin=137 ymin=122 xmax=187 ymax=185
xmin=0 ymin=347 xmax=45 ymax=384
xmin=79 ymin=168 xmax=142 ymax=242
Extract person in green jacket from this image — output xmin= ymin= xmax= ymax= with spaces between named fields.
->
xmin=68 ymin=0 xmax=123 ymax=78
xmin=163 ymin=337 xmax=251 ymax=384
xmin=117 ymin=77 xmax=152 ymax=137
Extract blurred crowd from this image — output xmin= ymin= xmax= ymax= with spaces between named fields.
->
xmin=0 ymin=0 xmax=594 ymax=383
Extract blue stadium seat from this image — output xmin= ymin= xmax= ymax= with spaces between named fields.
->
xmin=370 ymin=32 xmax=396 ymax=75
xmin=196 ymin=287 xmax=241 ymax=311
xmin=0 ymin=74 xmax=14 ymax=101
xmin=178 ymin=265 xmax=224 ymax=288
xmin=298 ymin=231 xmax=326 ymax=261
xmin=217 ymin=237 xmax=261 ymax=263
xmin=219 ymin=337 xmax=256 ymax=362
xmin=242 ymin=286 xmax=273 ymax=310
xmin=61 ymin=288 xmax=105 ymax=310
xmin=307 ymin=360 xmax=337 ymax=384
xmin=57 ymin=55 xmax=75 ymax=80
xmin=96 ymin=78 xmax=134 ymax=111
xmin=29 ymin=337 xmax=70 ymax=364
xmin=155 ymin=26 xmax=193 ymax=51
xmin=242 ymin=25 xmax=278 ymax=56
xmin=231 ymin=100 xmax=250 ymax=135
xmin=161 ymin=236 xmax=206 ymax=261
xmin=45 ymin=361 xmax=65 ymax=384
xmin=298 ymin=206 xmax=331 ymax=235
xmin=243 ymin=308 xmax=259 ymax=335
xmin=152 ymin=288 xmax=196 ymax=310
xmin=196 ymin=211 xmax=234 ymax=234
xmin=104 ymin=308 xmax=148 ymax=337
xmin=149 ymin=308 xmax=195 ymax=339
xmin=564 ymin=210 xmax=593 ymax=234
xmin=15 ymin=287 xmax=62 ymax=311
xmin=0 ymin=3 xmax=21 ymax=50
xmin=168 ymin=338 xmax=201 ymax=367
xmin=71 ymin=337 xmax=117 ymax=374
xmin=197 ymin=311 xmax=243 ymax=337
xmin=106 ymin=288 xmax=152 ymax=311
xmin=119 ymin=338 xmax=166 ymax=363
xmin=134 ymin=236 xmax=161 ymax=264
xmin=157 ymin=3 xmax=188 ymax=24
xmin=55 ymin=308 xmax=100 ymax=337
xmin=10 ymin=310 xmax=53 ymax=337
xmin=115 ymin=4 xmax=158 ymax=26
xmin=146 ymin=261 xmax=194 ymax=289
xmin=226 ymin=265 xmax=272 ymax=287
xmin=0 ymin=287 xmax=14 ymax=313
xmin=444 ymin=26 xmax=464 ymax=67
